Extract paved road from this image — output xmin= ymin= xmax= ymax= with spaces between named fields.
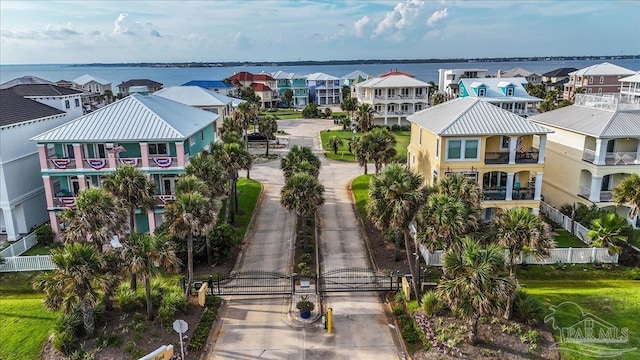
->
xmin=206 ymin=119 xmax=401 ymax=360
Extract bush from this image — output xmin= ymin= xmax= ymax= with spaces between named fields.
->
xmin=116 ymin=285 xmax=141 ymax=311
xmin=421 ymin=291 xmax=444 ymax=317
xmin=208 ymin=223 xmax=240 ymax=264
xmin=323 ymin=108 xmax=332 ymax=118
xmin=53 ymin=310 xmax=83 ymax=355
xmin=302 ymin=104 xmax=321 ymax=118
xmin=187 ymin=297 xmax=221 ymax=351
xmin=35 ymin=224 xmax=55 ymax=246
xmin=513 ymin=290 xmax=544 ymax=325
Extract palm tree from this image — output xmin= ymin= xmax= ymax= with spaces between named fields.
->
xmin=417 ymin=193 xmax=474 ymax=252
xmin=431 ymin=92 xmax=445 ymax=105
xmin=361 ymin=127 xmax=397 ymax=175
xmin=280 ymin=172 xmax=325 ymax=250
xmin=351 ymin=137 xmax=371 ymax=175
xmin=588 ymin=213 xmax=629 ymax=255
xmin=367 ymin=164 xmax=426 ymax=300
xmin=185 ymin=152 xmax=227 ymax=198
xmin=340 ymin=97 xmax=358 ymax=124
xmin=237 ymin=101 xmax=258 ymax=147
xmin=210 ymin=140 xmax=252 ymax=223
xmin=327 ymin=136 xmax=344 ymax=155
xmin=60 ymin=187 xmax=126 ymax=252
xmin=436 ymin=237 xmax=516 ymax=344
xmin=280 ymin=146 xmax=321 ymax=179
xmin=164 ymin=177 xmax=216 ymax=293
xmin=355 ymin=103 xmax=375 ymax=133
xmin=34 ymin=243 xmax=110 ymax=336
xmin=258 ymin=115 xmax=278 ymax=156
xmin=436 ymin=173 xmax=482 ymax=210
xmin=103 ymin=164 xmax=156 ymax=234
xmin=613 ymin=173 xmax=640 ymax=220
xmin=220 ymin=116 xmax=243 ymax=139
xmin=121 ymin=233 xmax=181 ymax=320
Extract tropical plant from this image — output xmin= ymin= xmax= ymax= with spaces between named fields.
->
xmin=417 ymin=193 xmax=474 ymax=252
xmin=340 ymin=97 xmax=358 ymax=123
xmin=258 ymin=115 xmax=278 ymax=155
xmin=120 ymin=233 xmax=181 ymax=320
xmin=103 ymin=164 xmax=156 ymax=234
xmin=296 ymin=299 xmax=315 ymax=313
xmin=327 ymin=136 xmax=344 ymax=155
xmin=367 ymin=164 xmax=426 ymax=300
xmin=436 ymin=237 xmax=516 ymax=344
xmin=185 ymin=152 xmax=227 ymax=198
xmin=431 ymin=93 xmax=445 ymax=105
xmin=280 ymin=145 xmax=321 ymax=179
xmin=361 ymin=127 xmax=397 ymax=175
xmin=613 ymin=173 xmax=640 ymax=220
xmin=282 ymin=89 xmax=294 ymax=108
xmin=588 ymin=213 xmax=629 ymax=255
xmin=355 ymin=103 xmax=375 ymax=133
xmin=436 ymin=173 xmax=482 ymax=210
xmin=33 ymin=243 xmax=111 ymax=336
xmin=220 ymin=116 xmax=243 ymax=138
xmin=210 ymin=140 xmax=252 ymax=223
xmin=302 ymin=103 xmax=321 ymax=118
xmin=280 ymin=172 xmax=325 ymax=250
xmin=351 ymin=137 xmax=371 ymax=174
xmin=512 ymin=289 xmax=544 ymax=325
xmin=35 ymin=224 xmax=55 ymax=247
xmin=237 ymin=101 xmax=258 ymax=147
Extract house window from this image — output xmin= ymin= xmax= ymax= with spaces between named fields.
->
xmin=387 ymin=104 xmax=396 ymax=113
xmin=65 ymin=100 xmax=70 ymax=109
xmin=374 ymin=104 xmax=383 ymax=113
xmin=148 ymin=143 xmax=169 ymax=155
xmin=387 ymin=89 xmax=396 ymax=97
xmin=419 ymin=130 xmax=422 ymax=146
xmin=506 ymin=88 xmax=514 ymax=96
xmin=589 ymin=76 xmax=593 ymax=84
xmin=415 ymin=103 xmax=423 ymax=111
xmin=446 ymin=139 xmax=479 ymax=160
xmin=599 ymin=76 xmax=604 ymax=84
xmin=436 ymin=138 xmax=440 ymax=158
xmin=500 ymin=136 xmax=510 ymax=150
xmin=189 ymin=136 xmax=196 ymax=146
xmin=75 ymin=99 xmax=80 ymax=107
xmin=401 ymin=88 xmax=410 ymax=97
xmin=588 ymin=88 xmax=593 ymax=94
xmin=416 ymin=88 xmax=424 ymax=96
xmin=200 ymin=130 xmax=204 ymax=141
xmin=598 ymin=88 xmax=603 ymax=94
xmin=374 ymin=89 xmax=383 ymax=97
xmin=401 ymin=104 xmax=410 ymax=112
xmin=478 ymin=88 xmax=486 ymax=96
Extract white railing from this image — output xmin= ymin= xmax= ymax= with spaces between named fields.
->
xmin=0 ymin=232 xmax=38 ymax=258
xmin=540 ymin=201 xmax=592 ymax=244
xmin=420 ymin=245 xmax=618 ymax=266
xmin=0 ymin=255 xmax=56 ymax=272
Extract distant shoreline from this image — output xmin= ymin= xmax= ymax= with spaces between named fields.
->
xmin=62 ymin=55 xmax=640 ymax=68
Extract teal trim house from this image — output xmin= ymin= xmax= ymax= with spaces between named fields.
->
xmin=30 ymin=94 xmax=219 ymax=236
xmin=271 ymin=71 xmax=309 ymax=108
xmin=458 ymin=77 xmax=541 ymax=117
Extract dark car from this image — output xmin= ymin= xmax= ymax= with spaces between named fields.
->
xmin=247 ymin=132 xmax=276 ymax=142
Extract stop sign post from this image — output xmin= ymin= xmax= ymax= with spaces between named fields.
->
xmin=173 ymin=319 xmax=188 ymax=359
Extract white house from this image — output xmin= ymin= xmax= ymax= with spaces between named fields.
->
xmin=459 ymin=77 xmax=541 ymax=117
xmin=72 ymin=74 xmax=112 ymax=95
xmin=437 ymin=68 xmax=488 ymax=98
xmin=619 ymin=72 xmax=640 ymax=103
xmin=497 ymin=67 xmax=542 ymax=86
xmin=306 ymin=72 xmax=342 ymax=105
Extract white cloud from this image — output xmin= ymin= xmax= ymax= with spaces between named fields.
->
xmin=354 ymin=15 xmax=370 ymax=37
xmin=43 ymin=23 xmax=81 ymax=39
xmin=427 ymin=8 xmax=448 ymax=27
xmin=231 ymin=32 xmax=250 ymax=50
xmin=1 ymin=29 xmax=39 ymax=40
xmin=373 ymin=0 xmax=426 ymax=40
xmin=113 ymin=13 xmax=136 ymax=35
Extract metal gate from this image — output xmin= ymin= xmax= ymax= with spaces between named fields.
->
xmin=317 ymin=267 xmax=400 ymax=293
xmin=209 ymin=270 xmax=295 ymax=296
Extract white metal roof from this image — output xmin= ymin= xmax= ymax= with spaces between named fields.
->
xmin=569 ymin=62 xmax=636 ymax=77
xmin=460 ymin=77 xmax=541 ymax=102
xmin=356 ymin=74 xmax=431 ymax=88
xmin=271 ymin=70 xmax=305 ymax=80
xmin=154 ymin=86 xmax=231 ymax=107
xmin=31 ymin=94 xmax=218 ymax=142
xmin=72 ymin=74 xmax=111 ymax=85
xmin=619 ymin=72 xmax=640 ymax=83
xmin=305 ymin=72 xmax=340 ymax=81
xmin=497 ymin=67 xmax=539 ymax=78
xmin=408 ymin=98 xmax=552 ymax=136
xmin=529 ymin=105 xmax=640 ymax=138
xmin=341 ymin=70 xmax=371 ymax=80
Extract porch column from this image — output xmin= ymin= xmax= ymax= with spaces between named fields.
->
xmin=635 ymin=139 xmax=640 ymax=164
xmin=43 ymin=176 xmax=55 ymax=209
xmin=506 ymin=173 xmax=515 ymax=201
xmin=78 ymin=175 xmax=88 ymax=191
xmin=37 ymin=144 xmax=49 ymax=169
xmin=508 ymin=136 xmax=519 ymax=164
xmin=175 ymin=141 xmax=185 ymax=167
xmin=1 ymin=207 xmax=19 ymax=241
xmin=49 ymin=212 xmax=61 ymax=239
xmin=106 ymin=143 xmax=118 ymax=169
xmin=72 ymin=143 xmax=84 ymax=169
xmin=147 ymin=210 xmax=156 ymax=234
xmin=589 ymin=175 xmax=603 ymax=202
xmin=538 ymin=136 xmax=547 ymax=164
xmin=594 ymin=139 xmax=608 ymax=165
xmin=534 ymin=173 xmax=544 ymax=200
xmin=140 ymin=143 xmax=150 ymax=168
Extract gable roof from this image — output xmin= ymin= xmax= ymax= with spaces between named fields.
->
xmin=306 ymin=72 xmax=340 ymax=81
xmin=619 ymin=72 xmax=640 ymax=83
xmin=154 ymin=86 xmax=231 ymax=106
xmin=498 ymin=67 xmax=539 ymax=78
xmin=9 ymin=84 xmax=83 ymax=97
xmin=251 ymin=83 xmax=272 ymax=92
xmin=0 ymin=89 xmax=65 ymax=127
xmin=342 ymin=70 xmax=371 ymax=80
xmin=529 ymin=104 xmax=640 ymax=138
xmin=379 ymin=70 xmax=414 ymax=78
xmin=459 ymin=77 xmax=541 ymax=102
xmin=570 ymin=62 xmax=635 ymax=76
xmin=542 ymin=67 xmax=578 ymax=77
xmin=0 ymin=75 xmax=53 ymax=89
xmin=408 ymin=97 xmax=552 ymax=136
xmin=118 ymin=79 xmax=163 ymax=87
xmin=31 ymin=94 xmax=218 ymax=142
xmin=73 ymin=74 xmax=111 ymax=85
xmin=356 ymin=74 xmax=431 ymax=88
xmin=271 ymin=70 xmax=305 ymax=80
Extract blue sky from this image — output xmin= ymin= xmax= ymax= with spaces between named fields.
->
xmin=1 ymin=0 xmax=638 ymax=64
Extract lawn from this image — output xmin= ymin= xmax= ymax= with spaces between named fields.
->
xmin=351 ymin=174 xmax=373 ymax=219
xmin=21 ymin=243 xmax=56 ymax=256
xmin=553 ymin=230 xmax=587 ymax=248
xmin=0 ymin=272 xmax=56 ymax=360
xmin=525 ymin=280 xmax=640 ymax=360
xmin=234 ymin=178 xmax=262 ymax=239
xmin=320 ymin=130 xmax=410 ymax=162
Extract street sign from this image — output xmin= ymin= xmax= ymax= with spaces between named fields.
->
xmin=173 ymin=319 xmax=188 ymax=334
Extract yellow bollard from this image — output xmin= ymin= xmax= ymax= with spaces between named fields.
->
xmin=327 ymin=308 xmax=333 ymax=334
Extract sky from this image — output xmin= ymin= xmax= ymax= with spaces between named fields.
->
xmin=1 ymin=0 xmax=639 ymax=64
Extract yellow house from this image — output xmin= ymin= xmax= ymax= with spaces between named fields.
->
xmin=529 ymin=94 xmax=640 ymax=228
xmin=407 ymin=98 xmax=552 ymax=220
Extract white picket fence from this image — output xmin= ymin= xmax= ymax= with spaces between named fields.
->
xmin=0 ymin=232 xmax=38 ymax=258
xmin=539 ymin=201 xmax=591 ymax=244
xmin=420 ymin=245 xmax=618 ymax=266
xmin=0 ymin=231 xmax=56 ymax=272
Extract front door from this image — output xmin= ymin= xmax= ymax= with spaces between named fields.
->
xmin=161 ymin=177 xmax=177 ymax=195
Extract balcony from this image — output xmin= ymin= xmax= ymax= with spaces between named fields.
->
xmin=484 ymin=151 xmax=539 ymax=164
xmin=47 ymin=158 xmax=77 ymax=170
xmin=154 ymin=194 xmax=176 ymax=206
xmin=149 ymin=156 xmax=179 ymax=168
xmin=578 ymin=186 xmax=613 ymax=202
xmin=53 ymin=196 xmax=77 ymax=208
xmin=482 ymin=188 xmax=535 ymax=201
xmin=582 ymin=149 xmax=639 ymax=166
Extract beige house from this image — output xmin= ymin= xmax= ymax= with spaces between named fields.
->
xmin=530 ymin=94 xmax=640 ymax=228
xmin=563 ymin=62 xmax=635 ymax=100
xmin=407 ymin=98 xmax=552 ymax=220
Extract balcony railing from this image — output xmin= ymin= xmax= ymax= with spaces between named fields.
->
xmin=582 ymin=149 xmax=639 ymax=165
xmin=482 ymin=190 xmax=506 ymax=201
xmin=149 ymin=157 xmax=178 ymax=168
xmin=578 ymin=186 xmax=614 ymax=202
xmin=53 ymin=196 xmax=77 ymax=208
xmin=482 ymin=188 xmax=535 ymax=201
xmin=48 ymin=158 xmax=77 ymax=170
xmin=154 ymin=194 xmax=176 ymax=206
xmin=484 ymin=151 xmax=539 ymax=164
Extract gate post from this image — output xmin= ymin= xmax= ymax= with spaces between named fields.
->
xmin=217 ymin=275 xmax=221 ymax=296
xmin=291 ymin=274 xmax=296 ymax=295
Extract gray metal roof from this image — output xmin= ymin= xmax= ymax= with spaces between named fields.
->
xmin=1 ymin=89 xmax=65 ymax=127
xmin=154 ymin=86 xmax=231 ymax=107
xmin=408 ymin=98 xmax=552 ymax=136
xmin=31 ymin=94 xmax=218 ymax=143
xmin=10 ymin=84 xmax=82 ymax=96
xmin=529 ymin=105 xmax=640 ymax=138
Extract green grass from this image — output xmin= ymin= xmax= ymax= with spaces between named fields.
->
xmin=554 ymin=230 xmax=587 ymax=248
xmin=629 ymin=230 xmax=640 ymax=249
xmin=352 ymin=174 xmax=373 ymax=220
xmin=0 ymin=272 xmax=57 ymax=360
xmin=525 ymin=280 xmax=640 ymax=360
xmin=517 ymin=264 xmax=640 ymax=281
xmin=21 ymin=243 xmax=55 ymax=256
xmin=234 ymin=178 xmax=261 ymax=239
xmin=320 ymin=130 xmax=410 ymax=162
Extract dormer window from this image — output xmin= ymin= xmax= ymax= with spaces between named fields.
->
xmin=506 ymin=88 xmax=514 ymax=96
xmin=478 ymin=88 xmax=486 ymax=96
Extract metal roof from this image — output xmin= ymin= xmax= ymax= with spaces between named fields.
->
xmin=341 ymin=70 xmax=371 ymax=80
xmin=305 ymin=72 xmax=340 ymax=81
xmin=542 ymin=67 xmax=578 ymax=77
xmin=0 ymin=76 xmax=53 ymax=89
xmin=0 ymin=89 xmax=65 ymax=127
xmin=9 ymin=84 xmax=82 ymax=96
xmin=460 ymin=77 xmax=541 ymax=102
xmin=72 ymin=74 xmax=111 ymax=85
xmin=569 ymin=62 xmax=636 ymax=76
xmin=118 ymin=79 xmax=163 ymax=87
xmin=181 ymin=80 xmax=235 ymax=88
xmin=408 ymin=98 xmax=552 ymax=136
xmin=356 ymin=74 xmax=431 ymax=88
xmin=31 ymin=94 xmax=218 ymax=143
xmin=271 ymin=70 xmax=306 ymax=80
xmin=529 ymin=105 xmax=640 ymax=138
xmin=154 ymin=86 xmax=231 ymax=107
xmin=497 ymin=67 xmax=539 ymax=78
xmin=619 ymin=72 xmax=640 ymax=83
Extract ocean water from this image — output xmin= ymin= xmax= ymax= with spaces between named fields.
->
xmin=1 ymin=59 xmax=638 ymax=94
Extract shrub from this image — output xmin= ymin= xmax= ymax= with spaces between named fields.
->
xmin=188 ymin=297 xmax=221 ymax=351
xmin=421 ymin=291 xmax=444 ymax=317
xmin=513 ymin=290 xmax=544 ymax=325
xmin=35 ymin=224 xmax=55 ymax=246
xmin=302 ymin=104 xmax=320 ymax=118
xmin=208 ymin=223 xmax=240 ymax=264
xmin=116 ymin=285 xmax=141 ymax=311
xmin=53 ymin=310 xmax=83 ymax=355
xmin=323 ymin=108 xmax=332 ymax=118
